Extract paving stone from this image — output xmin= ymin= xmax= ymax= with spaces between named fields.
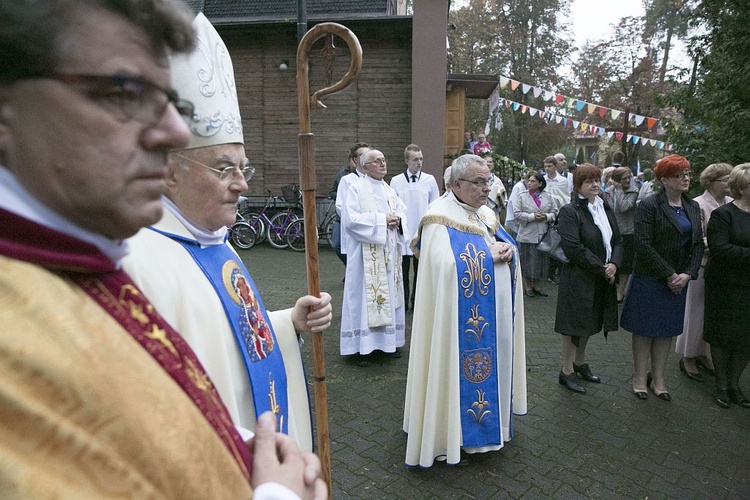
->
xmin=241 ymin=245 xmax=750 ymax=498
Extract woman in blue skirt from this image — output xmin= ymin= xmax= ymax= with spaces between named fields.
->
xmin=621 ymin=155 xmax=703 ymax=401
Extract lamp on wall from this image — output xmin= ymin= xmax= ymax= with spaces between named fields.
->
xmin=279 ymin=60 xmax=289 ymax=71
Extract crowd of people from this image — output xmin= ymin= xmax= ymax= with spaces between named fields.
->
xmin=1 ymin=2 xmax=747 ymax=495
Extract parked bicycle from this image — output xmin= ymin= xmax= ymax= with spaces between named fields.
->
xmin=229 ymin=216 xmax=257 ymax=250
xmin=284 ymin=196 xmax=339 ymax=252
xmin=236 ymin=186 xmax=302 ymax=249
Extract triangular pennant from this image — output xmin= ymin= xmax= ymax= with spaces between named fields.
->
xmin=598 ymin=107 xmax=609 ymax=118
xmin=512 ymin=102 xmax=520 ymax=111
xmin=647 ymin=117 xmax=657 ymax=129
xmin=615 ymin=131 xmax=623 ymax=140
xmin=631 ymin=135 xmax=638 ymax=144
xmin=562 ymin=118 xmax=569 ymax=126
xmin=575 ymin=100 xmax=585 ymax=112
xmin=555 ymin=115 xmax=563 ymax=124
xmin=555 ymin=94 xmax=564 ymax=104
xmin=499 ymin=76 xmax=510 ymax=88
xmin=511 ymin=79 xmax=520 ymax=90
xmin=634 ymin=115 xmax=645 ymax=126
xmin=543 ymin=91 xmax=555 ymax=101
xmin=579 ymin=122 xmax=588 ymax=131
xmin=587 ymin=103 xmax=597 ymax=114
xmin=520 ymin=104 xmax=528 ymax=113
xmin=529 ymin=107 xmax=538 ymax=116
xmin=565 ymin=97 xmax=575 ymax=107
xmin=598 ymin=128 xmax=606 ymax=137
xmin=521 ymin=83 xmax=532 ymax=94
xmin=607 ymin=131 xmax=615 ymax=138
xmin=572 ymin=120 xmax=580 ymax=128
xmin=657 ymin=141 xmax=664 ymax=149
xmin=649 ymin=139 xmax=657 ymax=146
xmin=611 ymin=109 xmax=621 ymax=120
xmin=641 ymin=137 xmax=648 ymax=145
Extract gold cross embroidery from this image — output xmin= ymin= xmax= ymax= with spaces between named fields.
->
xmin=144 ymin=324 xmax=178 ymax=358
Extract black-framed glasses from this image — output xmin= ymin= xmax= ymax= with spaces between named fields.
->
xmin=364 ymin=157 xmax=387 ymax=166
xmin=45 ymin=73 xmax=194 ymax=124
xmin=458 ymin=175 xmax=494 ymax=187
xmin=173 ymin=153 xmax=255 ymax=183
xmin=672 ymin=172 xmax=691 ymax=180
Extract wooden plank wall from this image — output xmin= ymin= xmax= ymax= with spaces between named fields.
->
xmin=219 ymin=21 xmax=413 ymax=197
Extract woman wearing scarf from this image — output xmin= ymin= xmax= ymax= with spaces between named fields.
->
xmin=555 ymin=164 xmax=623 ymax=394
xmin=621 ymin=155 xmax=703 ymax=401
xmin=514 ymin=171 xmax=558 ymax=297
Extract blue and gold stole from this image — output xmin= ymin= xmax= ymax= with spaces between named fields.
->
xmin=447 ymin=228 xmax=501 ymax=448
xmin=152 ymin=229 xmax=289 ymax=434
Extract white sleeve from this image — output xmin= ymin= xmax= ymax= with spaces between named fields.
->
xmin=254 ymin=482 xmax=301 ymax=500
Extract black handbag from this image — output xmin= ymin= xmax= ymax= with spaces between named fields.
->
xmin=537 ymin=224 xmax=569 ymax=263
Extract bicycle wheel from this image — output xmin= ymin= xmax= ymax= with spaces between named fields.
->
xmin=230 ymin=222 xmax=257 ymax=249
xmin=320 ymin=215 xmax=336 ymax=247
xmin=284 ymin=219 xmax=306 ymax=252
xmin=244 ymin=212 xmax=267 ymax=243
xmin=267 ymin=211 xmax=296 ymax=249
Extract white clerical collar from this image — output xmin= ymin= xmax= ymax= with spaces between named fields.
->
xmin=0 ymin=165 xmax=129 ymax=265
xmin=450 ymin=192 xmax=480 ymax=213
xmin=162 ymin=196 xmax=228 ymax=247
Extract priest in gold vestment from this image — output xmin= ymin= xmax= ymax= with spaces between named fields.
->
xmin=0 ymin=1 xmax=326 ymax=498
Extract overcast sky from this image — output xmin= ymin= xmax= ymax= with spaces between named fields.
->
xmin=569 ymin=0 xmax=645 ymax=48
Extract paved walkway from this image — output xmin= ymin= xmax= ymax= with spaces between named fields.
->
xmin=241 ymin=244 xmax=750 ymax=499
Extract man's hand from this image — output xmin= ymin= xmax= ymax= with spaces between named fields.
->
xmin=490 ymin=241 xmax=513 ymax=264
xmin=386 ymin=213 xmax=400 ymax=230
xmin=291 ymin=293 xmax=333 ymax=334
xmin=250 ymin=412 xmax=327 ymax=499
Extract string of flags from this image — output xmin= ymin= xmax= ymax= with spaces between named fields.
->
xmin=498 ymin=75 xmax=662 ymax=131
xmin=491 ymin=93 xmax=672 ymax=151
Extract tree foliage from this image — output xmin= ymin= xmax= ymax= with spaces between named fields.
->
xmin=662 ymin=0 xmax=750 ymax=168
xmin=448 ymin=0 xmax=573 ymax=169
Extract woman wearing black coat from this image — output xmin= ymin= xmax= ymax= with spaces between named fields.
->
xmin=555 ymin=164 xmax=623 ymax=394
xmin=620 ymin=155 xmax=703 ymax=401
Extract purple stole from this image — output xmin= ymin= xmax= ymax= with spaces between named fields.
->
xmin=0 ymin=209 xmax=253 ymax=481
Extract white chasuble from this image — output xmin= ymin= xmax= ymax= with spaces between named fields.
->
xmin=123 ymin=208 xmax=313 ymax=452
xmin=403 ymin=193 xmax=528 ymax=467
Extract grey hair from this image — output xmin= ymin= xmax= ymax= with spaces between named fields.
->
xmin=0 ymin=0 xmax=195 ymax=83
xmin=450 ymin=154 xmax=486 ymax=183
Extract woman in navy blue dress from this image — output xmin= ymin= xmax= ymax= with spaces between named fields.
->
xmin=621 ymin=155 xmax=703 ymax=400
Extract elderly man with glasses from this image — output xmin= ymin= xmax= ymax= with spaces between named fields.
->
xmin=403 ymin=154 xmax=527 ymax=467
xmin=0 ymin=1 xmax=327 ymax=498
xmin=123 ymin=12 xmax=331 ymax=455
xmin=340 ymin=149 xmax=409 ymax=366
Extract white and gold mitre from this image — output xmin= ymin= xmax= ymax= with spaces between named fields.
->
xmin=170 ymin=12 xmax=243 ymax=148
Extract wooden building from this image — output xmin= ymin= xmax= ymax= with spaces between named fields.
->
xmin=185 ymin=0 xmax=450 ymax=196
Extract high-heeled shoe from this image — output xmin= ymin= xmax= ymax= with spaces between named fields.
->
xmin=573 ymin=363 xmax=601 ymax=383
xmin=647 ymin=372 xmax=671 ymax=401
xmin=727 ymin=387 xmax=750 ymax=408
xmin=559 ymin=371 xmax=586 ymax=394
xmin=679 ymin=358 xmax=704 ymax=382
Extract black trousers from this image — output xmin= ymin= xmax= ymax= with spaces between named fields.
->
xmin=402 ymin=255 xmax=419 ymax=308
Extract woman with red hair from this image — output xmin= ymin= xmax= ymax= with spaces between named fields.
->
xmin=620 ymin=154 xmax=704 ymax=401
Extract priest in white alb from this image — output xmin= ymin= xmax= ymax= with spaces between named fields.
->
xmin=340 ymin=149 xmax=409 ymax=365
xmin=403 ymin=154 xmax=527 ymax=467
xmin=122 ymin=13 xmax=331 ymax=452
